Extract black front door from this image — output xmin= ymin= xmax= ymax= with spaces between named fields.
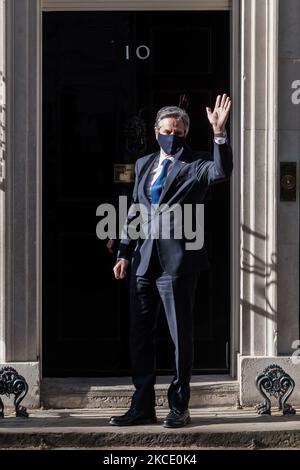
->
xmin=43 ymin=11 xmax=230 ymax=377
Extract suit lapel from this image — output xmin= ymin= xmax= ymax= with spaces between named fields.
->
xmin=158 ymin=146 xmax=191 ymax=204
xmin=158 ymin=160 xmax=184 ymax=204
xmin=138 ymin=152 xmax=159 ymax=205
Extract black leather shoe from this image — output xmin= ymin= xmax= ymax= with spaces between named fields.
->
xmin=109 ymin=408 xmax=157 ymax=426
xmin=163 ymin=409 xmax=190 ymax=428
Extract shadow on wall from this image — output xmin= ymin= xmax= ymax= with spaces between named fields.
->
xmin=240 ymin=223 xmax=277 ymax=323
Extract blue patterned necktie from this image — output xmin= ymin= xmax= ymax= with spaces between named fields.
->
xmin=150 ymin=158 xmax=172 ymax=205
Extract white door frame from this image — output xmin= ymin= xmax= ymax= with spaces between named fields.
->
xmin=5 ymin=0 xmax=269 ymax=391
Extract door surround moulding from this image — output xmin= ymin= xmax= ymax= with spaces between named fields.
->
xmin=2 ymin=0 xmax=250 ymax=384
xmin=41 ymin=0 xmax=231 ymax=11
xmin=239 ymin=0 xmax=279 ymax=361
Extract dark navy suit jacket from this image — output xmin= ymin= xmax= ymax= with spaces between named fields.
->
xmin=117 ymin=141 xmax=233 ymax=276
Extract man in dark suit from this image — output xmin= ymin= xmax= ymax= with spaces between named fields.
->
xmin=110 ymin=94 xmax=233 ymax=427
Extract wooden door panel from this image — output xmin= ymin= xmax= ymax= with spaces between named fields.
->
xmin=43 ymin=11 xmax=230 ymax=376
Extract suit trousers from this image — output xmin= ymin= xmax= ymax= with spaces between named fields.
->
xmin=129 ymin=243 xmax=199 ymax=414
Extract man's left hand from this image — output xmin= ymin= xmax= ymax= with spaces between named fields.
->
xmin=206 ymin=94 xmax=231 ymax=134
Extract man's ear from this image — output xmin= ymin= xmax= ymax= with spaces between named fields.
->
xmin=154 ymin=128 xmax=159 ymax=140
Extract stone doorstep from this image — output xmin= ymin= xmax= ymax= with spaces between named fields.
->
xmin=41 ymin=376 xmax=239 ymax=409
xmin=1 ymin=408 xmax=300 ymax=449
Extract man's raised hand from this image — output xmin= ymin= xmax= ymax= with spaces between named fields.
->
xmin=206 ymin=94 xmax=231 ymax=134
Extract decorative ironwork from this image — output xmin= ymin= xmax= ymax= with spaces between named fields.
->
xmin=124 ymin=110 xmax=147 ymax=159
xmin=255 ymin=364 xmax=296 ymax=415
xmin=178 ymin=93 xmax=190 ymax=111
xmin=0 ymin=367 xmax=29 ymax=418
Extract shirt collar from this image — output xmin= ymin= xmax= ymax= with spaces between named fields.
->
xmin=158 ymin=146 xmax=184 ymax=164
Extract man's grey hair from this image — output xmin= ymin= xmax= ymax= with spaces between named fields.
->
xmin=154 ymin=106 xmax=190 ymax=136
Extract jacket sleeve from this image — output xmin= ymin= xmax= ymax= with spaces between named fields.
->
xmin=116 ymin=160 xmax=140 ymax=262
xmin=195 ymin=142 xmax=233 ymax=186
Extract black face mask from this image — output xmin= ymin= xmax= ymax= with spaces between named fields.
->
xmin=157 ymin=133 xmax=185 ymax=155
